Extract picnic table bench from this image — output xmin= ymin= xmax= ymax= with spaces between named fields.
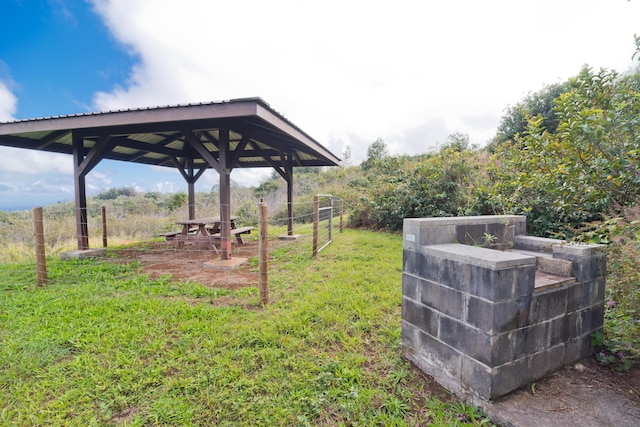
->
xmin=161 ymin=216 xmax=255 ymax=251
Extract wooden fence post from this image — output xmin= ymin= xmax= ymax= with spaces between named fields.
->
xmin=32 ymin=207 xmax=48 ymax=286
xmin=101 ymin=205 xmax=108 ymax=248
xmin=259 ymin=200 xmax=269 ymax=305
xmin=339 ymin=199 xmax=343 ymax=233
xmin=312 ymin=195 xmax=319 ymax=258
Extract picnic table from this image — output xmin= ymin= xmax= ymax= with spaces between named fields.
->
xmin=161 ymin=216 xmax=255 ymax=252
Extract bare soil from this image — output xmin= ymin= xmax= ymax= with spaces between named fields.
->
xmin=111 ymin=239 xmax=276 ymax=289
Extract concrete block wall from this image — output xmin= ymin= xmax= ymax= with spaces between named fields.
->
xmin=401 ymin=216 xmax=606 ymax=401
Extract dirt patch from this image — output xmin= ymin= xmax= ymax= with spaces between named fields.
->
xmin=108 ymin=406 xmax=139 ymax=424
xmin=529 ymin=357 xmax=640 ymax=405
xmin=111 ymin=239 xmax=287 ymax=289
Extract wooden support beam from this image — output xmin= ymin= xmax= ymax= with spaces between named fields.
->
xmin=218 ymin=126 xmax=232 ymax=260
xmin=0 ymin=134 xmax=72 ymax=154
xmin=72 ymin=132 xmax=89 ymax=250
xmin=186 ymin=158 xmax=196 ymax=220
xmin=183 ymin=130 xmax=221 ymax=174
xmin=228 ymin=134 xmax=251 ymax=167
xmin=263 ymin=150 xmax=295 ymax=235
xmin=109 ymin=135 xmax=188 ymax=159
xmin=169 ymin=156 xmax=208 ymax=220
xmin=36 ymin=129 xmax=70 ymax=150
xmin=78 ymin=135 xmax=113 ymax=176
xmin=284 ymin=154 xmax=294 ymax=236
xmin=200 ymin=130 xmax=220 ymax=149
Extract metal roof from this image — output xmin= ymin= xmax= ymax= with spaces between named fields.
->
xmin=0 ymin=97 xmax=341 ymax=170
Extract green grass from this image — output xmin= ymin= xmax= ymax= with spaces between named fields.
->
xmin=0 ymin=228 xmax=491 ymax=426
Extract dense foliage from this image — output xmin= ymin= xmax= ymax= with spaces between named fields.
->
xmin=347 ymin=137 xmax=485 ymax=230
xmin=488 ymin=66 xmax=640 ymax=237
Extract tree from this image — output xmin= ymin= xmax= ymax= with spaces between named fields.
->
xmin=342 ymin=145 xmax=352 ymax=166
xmin=254 ymin=180 xmax=279 ymax=197
xmin=167 ymin=192 xmax=187 ymax=211
xmin=349 ymin=141 xmax=482 ymax=230
xmin=442 ymin=132 xmax=471 ymax=151
xmin=361 ymin=138 xmax=389 ymax=170
xmin=486 ymin=64 xmax=640 ymax=237
xmin=95 ymin=187 xmax=137 ymax=200
xmin=489 ymin=81 xmax=570 ymax=150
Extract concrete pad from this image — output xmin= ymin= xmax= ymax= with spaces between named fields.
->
xmin=59 ymin=248 xmax=107 ymax=260
xmin=203 ymin=257 xmax=247 ymax=270
xmin=474 ymin=362 xmax=640 ymax=427
xmin=278 ymin=234 xmax=301 ymax=241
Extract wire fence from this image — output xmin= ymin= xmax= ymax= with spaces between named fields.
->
xmin=314 ymin=194 xmax=334 ymax=256
xmin=5 ymin=196 xmax=346 ymax=299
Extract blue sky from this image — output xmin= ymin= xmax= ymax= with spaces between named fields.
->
xmin=1 ymin=0 xmax=640 ymax=210
xmin=0 ymin=0 xmax=211 ymax=210
xmin=0 ymin=0 xmax=131 ymax=116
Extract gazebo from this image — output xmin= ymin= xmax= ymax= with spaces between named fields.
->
xmin=0 ymin=98 xmax=341 ymax=260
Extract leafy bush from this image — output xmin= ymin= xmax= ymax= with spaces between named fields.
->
xmin=572 ymin=208 xmax=640 ymax=370
xmin=486 ymin=65 xmax=640 ymax=237
xmin=95 ymin=186 xmax=137 ymax=200
xmin=349 ymin=142 xmax=484 ymax=231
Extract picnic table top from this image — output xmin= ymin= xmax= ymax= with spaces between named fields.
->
xmin=175 ymin=216 xmax=239 ymax=225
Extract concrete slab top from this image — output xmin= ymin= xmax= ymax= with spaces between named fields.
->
xmin=59 ymin=248 xmax=107 ymax=260
xmin=422 ymin=243 xmax=537 ymax=269
xmin=203 ymin=257 xmax=248 ymax=270
xmin=404 ymin=215 xmax=526 ymax=227
xmin=278 ymin=234 xmax=301 ymax=241
xmin=534 ymin=271 xmax=575 ymax=291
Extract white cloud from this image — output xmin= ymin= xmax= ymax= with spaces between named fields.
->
xmin=0 ymin=79 xmax=17 ymax=122
xmin=0 ymin=79 xmax=74 ymax=206
xmin=30 ymin=178 xmax=74 ymax=195
xmin=0 ymin=146 xmax=72 ymax=175
xmin=230 ymin=168 xmax=271 ymax=188
xmin=154 ymin=181 xmax=181 ymax=193
xmin=0 ymin=0 xmax=638 ymax=211
xmin=90 ymin=171 xmax=112 ymax=185
xmin=88 ymin=0 xmax=640 ymax=166
xmin=86 ymin=171 xmax=113 ymax=192
xmin=0 ymin=182 xmax=16 ymax=192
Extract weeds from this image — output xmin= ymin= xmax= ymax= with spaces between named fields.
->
xmin=422 ymin=400 xmax=495 ymax=426
xmin=573 ymin=208 xmax=640 ymax=371
xmin=592 ymin=331 xmax=639 ymax=372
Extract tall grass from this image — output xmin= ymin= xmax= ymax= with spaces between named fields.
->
xmin=0 ymin=204 xmax=192 ymax=264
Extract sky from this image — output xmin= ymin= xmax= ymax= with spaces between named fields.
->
xmin=0 ymin=0 xmax=639 ymax=210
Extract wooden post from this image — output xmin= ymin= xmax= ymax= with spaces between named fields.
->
xmin=101 ymin=205 xmax=108 ymax=248
xmin=72 ymin=131 xmax=90 ymax=250
xmin=339 ymin=199 xmax=344 ymax=233
xmin=312 ymin=195 xmax=319 ymax=258
xmin=187 ymin=158 xmax=196 ymax=220
xmin=287 ymin=171 xmax=294 ymax=236
xmin=259 ymin=200 xmax=269 ymax=305
xmin=32 ymin=207 xmax=48 ymax=286
xmin=218 ymin=126 xmax=232 ymax=260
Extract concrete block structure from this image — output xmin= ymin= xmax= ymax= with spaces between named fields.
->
xmin=401 ymin=215 xmax=606 ymax=401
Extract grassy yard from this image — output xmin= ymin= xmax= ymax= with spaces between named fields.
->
xmin=0 ymin=228 xmax=491 ymax=426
